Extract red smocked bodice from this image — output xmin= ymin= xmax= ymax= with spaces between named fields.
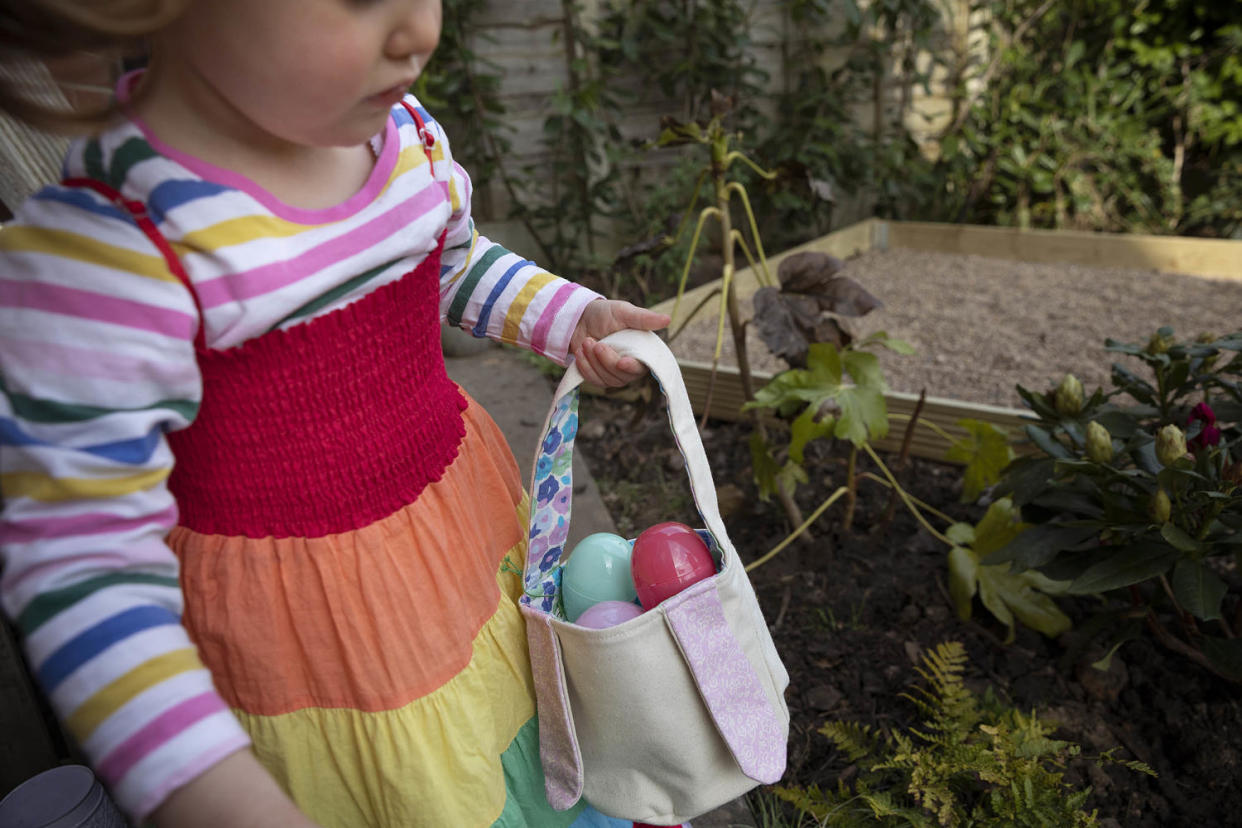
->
xmin=164 ymin=236 xmax=467 ymax=538
xmin=67 ymin=105 xmax=467 ymax=539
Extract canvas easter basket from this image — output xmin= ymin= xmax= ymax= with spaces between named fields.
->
xmin=518 ymin=330 xmax=790 ymax=825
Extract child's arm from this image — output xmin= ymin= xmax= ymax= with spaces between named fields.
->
xmin=420 ymin=98 xmax=666 ymax=381
xmin=0 ymin=189 xmax=253 ymax=823
xmin=151 ymin=751 xmax=319 ymax=828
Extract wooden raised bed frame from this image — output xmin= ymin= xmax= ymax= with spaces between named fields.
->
xmin=648 ymin=219 xmax=1242 ymax=462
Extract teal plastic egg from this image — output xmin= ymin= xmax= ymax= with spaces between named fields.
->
xmin=562 ymin=532 xmax=637 ymax=621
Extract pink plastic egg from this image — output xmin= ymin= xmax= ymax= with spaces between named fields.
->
xmin=575 ymin=600 xmax=644 ymax=629
xmin=630 ymin=521 xmax=716 ymax=610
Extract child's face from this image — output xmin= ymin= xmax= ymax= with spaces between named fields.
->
xmin=156 ymin=0 xmax=441 ymax=148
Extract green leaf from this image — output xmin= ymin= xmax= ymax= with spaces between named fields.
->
xmin=749 ymin=431 xmax=781 ymax=502
xmin=842 ymin=349 xmax=885 ymax=390
xmin=945 ymin=521 xmax=975 ymax=547
xmin=1025 ymin=425 xmax=1070 ymax=459
xmin=1090 ymin=622 xmax=1144 ymax=671
xmin=832 ymin=384 xmax=888 ymax=446
xmin=856 ymin=330 xmax=915 ymax=354
xmin=1016 ymin=385 xmax=1059 ymax=420
xmin=777 ymin=460 xmax=809 ymax=499
xmin=1171 ymin=558 xmax=1228 ymax=621
xmin=970 ymin=497 xmax=1030 ymax=560
xmin=979 ymin=565 xmax=1074 ymax=642
xmin=948 ymin=546 xmax=978 ymax=620
xmin=806 ymin=342 xmax=844 ymax=385
xmin=946 ymin=419 xmax=1015 ymax=503
xmin=986 ymin=524 xmax=1098 ymax=569
xmin=998 ymin=457 xmax=1059 ymax=506
xmin=1160 ymin=523 xmax=1202 ymax=554
xmin=1066 ymin=543 xmax=1180 ymax=595
xmin=977 ymin=572 xmax=1015 ymax=637
xmin=789 ymin=406 xmax=834 ymax=464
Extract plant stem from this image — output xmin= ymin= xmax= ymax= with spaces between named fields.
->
xmin=1159 ymin=574 xmax=1200 ymax=637
xmin=863 ymin=443 xmax=952 ymax=545
xmin=747 ymin=485 xmax=849 ymax=573
xmin=669 ymin=206 xmax=721 ymax=329
xmin=666 ymin=287 xmax=721 ymax=344
xmin=1145 ymin=609 xmax=1236 ymax=684
xmin=723 ymin=178 xmax=774 ymax=287
xmin=844 ymin=446 xmax=858 ymax=530
xmin=882 ymin=390 xmax=926 ymax=523
xmin=861 ymin=472 xmax=956 ymax=525
xmin=715 ymin=144 xmax=755 ymax=406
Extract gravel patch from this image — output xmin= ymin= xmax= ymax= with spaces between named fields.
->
xmin=668 ymin=247 xmax=1242 ymax=409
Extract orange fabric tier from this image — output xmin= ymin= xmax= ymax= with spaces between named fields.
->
xmin=169 ymin=393 xmax=526 ymax=715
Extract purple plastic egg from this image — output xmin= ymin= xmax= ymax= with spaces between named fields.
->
xmin=575 ymin=600 xmax=643 ymax=629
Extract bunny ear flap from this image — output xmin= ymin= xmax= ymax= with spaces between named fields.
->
xmin=521 ymin=608 xmax=585 ymax=810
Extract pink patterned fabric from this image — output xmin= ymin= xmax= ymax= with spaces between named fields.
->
xmin=522 ymin=608 xmax=583 ymax=809
xmin=663 ymin=582 xmax=787 ymax=784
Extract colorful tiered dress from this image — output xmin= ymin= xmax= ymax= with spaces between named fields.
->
xmin=0 ymin=85 xmax=639 ymax=827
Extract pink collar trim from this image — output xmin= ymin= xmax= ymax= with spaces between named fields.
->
xmin=116 ymin=70 xmax=398 ymax=225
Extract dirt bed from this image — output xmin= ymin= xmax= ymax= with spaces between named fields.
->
xmin=670 ymin=247 xmax=1242 ymax=408
xmin=574 ymin=391 xmax=1241 ymax=827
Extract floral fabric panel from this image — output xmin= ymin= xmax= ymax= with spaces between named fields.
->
xmin=523 ymin=388 xmax=579 ymax=616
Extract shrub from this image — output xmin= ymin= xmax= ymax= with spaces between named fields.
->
xmin=989 ymin=328 xmax=1242 ymax=680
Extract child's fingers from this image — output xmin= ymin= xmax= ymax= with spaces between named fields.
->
xmin=616 ymin=304 xmax=670 ymax=332
xmin=577 ymin=340 xmax=644 ymax=387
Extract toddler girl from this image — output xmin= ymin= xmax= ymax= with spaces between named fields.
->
xmin=0 ymin=1 xmax=672 ymax=826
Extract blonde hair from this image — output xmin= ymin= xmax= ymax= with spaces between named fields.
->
xmin=0 ymin=0 xmax=187 ymax=132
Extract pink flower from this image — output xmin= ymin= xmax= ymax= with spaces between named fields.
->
xmin=1188 ymin=402 xmax=1220 ymax=451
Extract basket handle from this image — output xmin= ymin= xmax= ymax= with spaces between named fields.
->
xmin=522 ymin=330 xmax=735 ymax=604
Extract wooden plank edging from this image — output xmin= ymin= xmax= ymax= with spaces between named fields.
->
xmin=674 ymin=360 xmax=1030 ymax=464
xmin=884 ymin=221 xmax=1242 ymax=282
xmin=640 ymin=218 xmax=1241 ymax=461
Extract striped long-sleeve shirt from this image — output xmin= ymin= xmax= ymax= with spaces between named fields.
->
xmin=0 ymin=94 xmax=600 ymax=820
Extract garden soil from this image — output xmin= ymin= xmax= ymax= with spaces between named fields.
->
xmin=574 ymin=390 xmax=1241 ymax=828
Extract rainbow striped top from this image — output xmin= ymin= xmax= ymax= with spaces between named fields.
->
xmin=0 ymin=94 xmax=600 ymax=817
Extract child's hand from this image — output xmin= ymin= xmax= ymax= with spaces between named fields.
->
xmin=568 ymin=299 xmax=671 ymax=387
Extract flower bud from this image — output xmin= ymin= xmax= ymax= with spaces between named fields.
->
xmin=1155 ymin=424 xmax=1187 ymax=467
xmin=1146 ymin=330 xmax=1175 ymax=355
xmin=1054 ymin=374 xmax=1083 ymax=416
xmin=1085 ymin=421 xmax=1113 ymax=463
xmin=1149 ymin=489 xmax=1171 ymax=524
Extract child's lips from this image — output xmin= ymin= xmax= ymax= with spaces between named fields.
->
xmin=368 ymin=82 xmax=412 ymax=106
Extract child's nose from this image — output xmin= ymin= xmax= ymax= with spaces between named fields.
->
xmin=385 ymin=1 xmax=442 ymax=64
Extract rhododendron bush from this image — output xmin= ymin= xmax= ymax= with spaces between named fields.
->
xmin=978 ymin=328 xmax=1242 ymax=681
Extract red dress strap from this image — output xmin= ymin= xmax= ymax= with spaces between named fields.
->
xmin=401 ymin=100 xmax=436 ymax=154
xmin=60 ymin=176 xmax=208 ymax=350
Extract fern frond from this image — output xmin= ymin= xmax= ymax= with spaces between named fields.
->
xmin=807 ymin=640 xmax=1149 ymax=827
xmin=772 ymin=783 xmax=831 ymax=820
xmin=857 ymin=785 xmax=936 ymax=826
xmin=820 ymin=721 xmax=886 ymax=764
xmin=1096 ymin=748 xmax=1158 ymax=777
